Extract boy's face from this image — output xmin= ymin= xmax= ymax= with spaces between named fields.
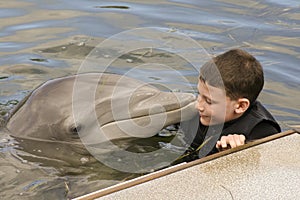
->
xmin=196 ymin=80 xmax=238 ymax=126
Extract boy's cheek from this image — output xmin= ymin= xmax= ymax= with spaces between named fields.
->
xmin=199 ymin=106 xmax=226 ymax=125
xmin=209 ymin=113 xmax=226 ymax=125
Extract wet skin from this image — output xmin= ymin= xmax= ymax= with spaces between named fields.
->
xmin=5 ymin=73 xmax=197 ymax=163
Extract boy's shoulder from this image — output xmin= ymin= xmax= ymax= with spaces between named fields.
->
xmin=250 ymin=101 xmax=276 ymax=120
xmin=222 ymin=101 xmax=281 ymax=137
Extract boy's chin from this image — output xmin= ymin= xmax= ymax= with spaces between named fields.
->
xmin=200 ymin=117 xmax=222 ymax=126
xmin=200 ymin=116 xmax=211 ymax=126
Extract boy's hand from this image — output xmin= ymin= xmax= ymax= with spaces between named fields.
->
xmin=216 ymin=134 xmax=246 ymax=150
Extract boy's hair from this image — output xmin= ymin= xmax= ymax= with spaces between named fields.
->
xmin=200 ymin=49 xmax=264 ymax=103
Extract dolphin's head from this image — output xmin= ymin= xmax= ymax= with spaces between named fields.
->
xmin=6 ymin=76 xmax=83 ymax=144
xmin=6 ymin=73 xmax=197 ymax=163
xmin=72 ymin=73 xmax=197 ymax=145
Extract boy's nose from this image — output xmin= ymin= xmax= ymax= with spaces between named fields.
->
xmin=196 ymin=97 xmax=205 ymax=112
xmin=197 ymin=103 xmax=205 ymax=112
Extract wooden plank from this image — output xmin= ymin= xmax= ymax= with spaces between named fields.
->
xmin=73 ymin=129 xmax=296 ymax=200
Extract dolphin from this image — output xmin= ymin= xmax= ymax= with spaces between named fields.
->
xmin=6 ymin=73 xmax=197 ymax=157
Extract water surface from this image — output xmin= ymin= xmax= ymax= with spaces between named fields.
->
xmin=0 ymin=0 xmax=299 ymax=199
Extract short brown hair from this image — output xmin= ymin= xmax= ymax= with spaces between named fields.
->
xmin=199 ymin=49 xmax=264 ymax=103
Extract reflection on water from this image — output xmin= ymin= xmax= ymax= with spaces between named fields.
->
xmin=0 ymin=0 xmax=299 ymax=199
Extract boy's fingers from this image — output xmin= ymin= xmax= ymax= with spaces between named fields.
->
xmin=231 ymin=134 xmax=246 ymax=147
xmin=215 ymin=136 xmax=229 ymax=149
xmin=233 ymin=134 xmax=241 ymax=147
xmin=229 ymin=137 xmax=237 ymax=148
xmin=216 ymin=140 xmax=224 ymax=149
xmin=239 ymin=134 xmax=246 ymax=144
xmin=220 ymin=136 xmax=228 ymax=148
xmin=216 ymin=134 xmax=246 ymax=150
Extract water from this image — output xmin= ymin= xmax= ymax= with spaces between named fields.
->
xmin=0 ymin=0 xmax=299 ymax=199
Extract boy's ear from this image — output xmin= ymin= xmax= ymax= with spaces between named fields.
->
xmin=235 ymin=98 xmax=250 ymax=114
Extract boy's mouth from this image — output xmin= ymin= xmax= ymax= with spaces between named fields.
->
xmin=201 ymin=115 xmax=209 ymax=119
xmin=199 ymin=113 xmax=210 ymax=119
xmin=199 ymin=112 xmax=208 ymax=117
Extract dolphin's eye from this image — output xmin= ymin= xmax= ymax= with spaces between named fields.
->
xmin=69 ymin=124 xmax=82 ymax=135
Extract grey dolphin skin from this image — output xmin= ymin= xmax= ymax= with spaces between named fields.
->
xmin=6 ymin=73 xmax=197 ymax=150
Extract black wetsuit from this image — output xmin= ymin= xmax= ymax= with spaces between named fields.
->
xmin=181 ymin=101 xmax=281 ymax=161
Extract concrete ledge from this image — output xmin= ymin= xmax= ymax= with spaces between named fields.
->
xmin=74 ymin=130 xmax=299 ymax=200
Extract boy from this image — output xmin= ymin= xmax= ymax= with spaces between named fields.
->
xmin=183 ymin=49 xmax=281 ymax=160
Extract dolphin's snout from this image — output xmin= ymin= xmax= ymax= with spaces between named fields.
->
xmin=171 ymin=92 xmax=198 ymax=121
xmin=172 ymin=92 xmax=197 ymax=106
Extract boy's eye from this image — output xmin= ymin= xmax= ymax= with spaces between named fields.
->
xmin=206 ymin=98 xmax=212 ymax=104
